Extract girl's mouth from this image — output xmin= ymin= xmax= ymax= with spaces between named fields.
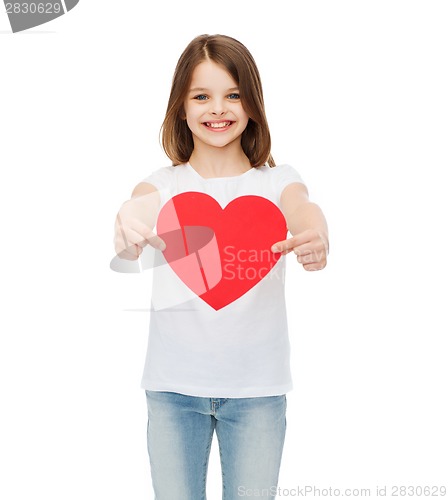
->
xmin=202 ymin=121 xmax=235 ymax=131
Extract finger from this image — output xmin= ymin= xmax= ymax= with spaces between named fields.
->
xmin=117 ymin=245 xmax=141 ymax=261
xmin=114 ymin=227 xmax=147 ymax=254
xmin=145 ymin=233 xmax=166 ymax=251
xmin=116 ymin=212 xmax=132 ymax=253
xmin=302 ymin=259 xmax=327 ymax=271
xmin=295 ymin=243 xmax=328 ymax=264
xmin=296 ymin=253 xmax=319 ymax=265
xmin=271 ymin=232 xmax=313 ymax=254
xmin=292 ymin=242 xmax=316 ymax=257
xmin=115 ymin=220 xmax=166 ymax=253
xmin=127 ymin=219 xmax=166 ymax=251
xmin=271 ymin=238 xmax=296 ymax=254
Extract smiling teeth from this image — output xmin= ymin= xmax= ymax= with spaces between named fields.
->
xmin=206 ymin=122 xmax=232 ymax=128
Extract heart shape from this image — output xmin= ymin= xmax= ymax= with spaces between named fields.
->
xmin=157 ymin=192 xmax=287 ymax=310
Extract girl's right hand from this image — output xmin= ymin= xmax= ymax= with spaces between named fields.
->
xmin=114 ymin=184 xmax=166 ymax=261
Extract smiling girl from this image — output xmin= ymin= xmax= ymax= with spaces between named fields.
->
xmin=114 ymin=34 xmax=329 ymax=500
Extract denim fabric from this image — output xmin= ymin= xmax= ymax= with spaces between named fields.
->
xmin=145 ymin=390 xmax=287 ymax=500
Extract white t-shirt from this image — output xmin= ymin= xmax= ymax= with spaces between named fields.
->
xmin=140 ymin=162 xmax=304 ymax=398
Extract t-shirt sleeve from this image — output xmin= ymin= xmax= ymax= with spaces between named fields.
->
xmin=140 ymin=166 xmax=173 ymax=192
xmin=271 ymin=164 xmax=305 ymax=201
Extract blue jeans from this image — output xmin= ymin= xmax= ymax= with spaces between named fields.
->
xmin=145 ymin=390 xmax=287 ymax=500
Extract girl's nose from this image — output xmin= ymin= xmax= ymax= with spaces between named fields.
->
xmin=211 ymin=98 xmax=226 ymax=115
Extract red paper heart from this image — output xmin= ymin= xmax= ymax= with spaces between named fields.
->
xmin=157 ymin=192 xmax=287 ymax=310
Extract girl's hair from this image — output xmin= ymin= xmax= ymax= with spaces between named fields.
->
xmin=161 ymin=34 xmax=275 ymax=168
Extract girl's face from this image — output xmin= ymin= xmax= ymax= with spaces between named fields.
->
xmin=183 ymin=60 xmax=249 ymax=152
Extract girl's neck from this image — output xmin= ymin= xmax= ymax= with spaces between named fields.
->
xmin=188 ymin=147 xmax=252 ymax=179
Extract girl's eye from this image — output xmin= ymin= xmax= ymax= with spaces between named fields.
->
xmin=193 ymin=93 xmax=240 ymax=101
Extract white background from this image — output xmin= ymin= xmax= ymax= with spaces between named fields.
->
xmin=1 ymin=1 xmax=447 ymax=498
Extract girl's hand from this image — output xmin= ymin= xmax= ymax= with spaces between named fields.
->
xmin=114 ymin=188 xmax=166 ymax=261
xmin=271 ymin=229 xmax=328 ymax=271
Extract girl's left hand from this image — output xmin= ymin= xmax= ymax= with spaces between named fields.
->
xmin=271 ymin=229 xmax=329 ymax=271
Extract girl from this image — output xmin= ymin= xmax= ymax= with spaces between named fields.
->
xmin=115 ymin=34 xmax=328 ymax=500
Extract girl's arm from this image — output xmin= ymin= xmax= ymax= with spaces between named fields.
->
xmin=271 ymin=182 xmax=329 ymax=271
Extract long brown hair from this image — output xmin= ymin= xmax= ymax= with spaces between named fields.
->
xmin=160 ymin=34 xmax=275 ymax=167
